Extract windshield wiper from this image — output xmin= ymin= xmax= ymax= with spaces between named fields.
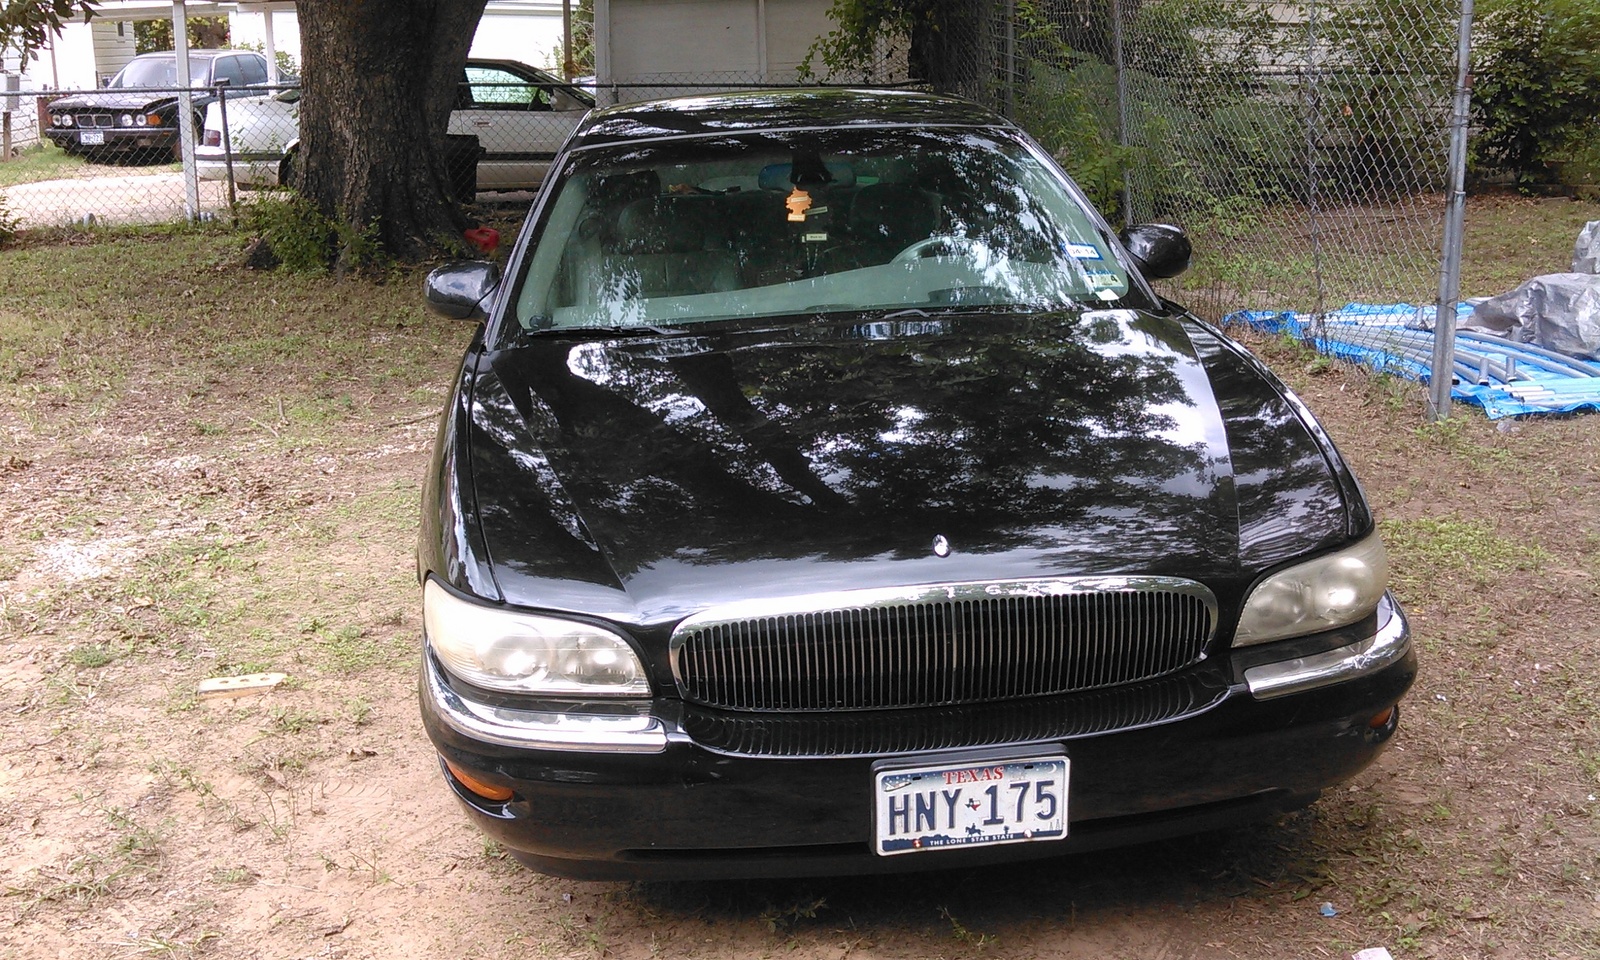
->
xmin=532 ymin=323 xmax=680 ymax=338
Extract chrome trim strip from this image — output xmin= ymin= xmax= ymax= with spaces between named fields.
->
xmin=670 ymin=576 xmax=1219 ymax=659
xmin=423 ymin=654 xmax=667 ymax=753
xmin=1244 ymin=596 xmax=1410 ymax=700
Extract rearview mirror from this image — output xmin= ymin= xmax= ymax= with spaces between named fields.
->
xmin=1118 ymin=223 xmax=1192 ymax=280
xmin=424 ymin=261 xmax=500 ymax=321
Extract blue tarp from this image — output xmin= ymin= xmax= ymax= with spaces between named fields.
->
xmin=1224 ymin=302 xmax=1600 ymax=419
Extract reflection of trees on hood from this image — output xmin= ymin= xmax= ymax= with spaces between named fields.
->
xmin=487 ymin=312 xmax=1220 ymax=574
xmin=1187 ymin=327 xmax=1348 ymax=565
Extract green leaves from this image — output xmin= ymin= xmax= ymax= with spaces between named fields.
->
xmin=1471 ymin=0 xmax=1600 ymax=188
xmin=0 ymin=0 xmax=98 ymax=59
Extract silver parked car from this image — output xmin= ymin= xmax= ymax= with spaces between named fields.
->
xmin=196 ymin=59 xmax=593 ymax=191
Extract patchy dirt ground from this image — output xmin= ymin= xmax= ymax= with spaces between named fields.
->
xmin=2 ymin=205 xmax=1599 ymax=960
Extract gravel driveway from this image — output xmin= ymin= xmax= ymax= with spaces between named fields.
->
xmin=5 ymin=171 xmax=234 ymax=227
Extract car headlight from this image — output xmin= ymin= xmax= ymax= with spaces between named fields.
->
xmin=58 ymin=114 xmax=74 ymax=127
xmin=135 ymin=114 xmax=148 ymax=127
xmin=119 ymin=113 xmax=134 ymax=127
xmin=423 ymin=579 xmax=650 ymax=696
xmin=1234 ymin=532 xmax=1388 ymax=647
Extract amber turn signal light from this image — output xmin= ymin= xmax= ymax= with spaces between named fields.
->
xmin=1367 ymin=706 xmax=1396 ymax=729
xmin=442 ymin=757 xmax=514 ymax=802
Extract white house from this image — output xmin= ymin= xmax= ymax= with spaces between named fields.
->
xmin=4 ymin=0 xmax=569 ymax=96
xmin=2 ymin=0 xmax=875 ymax=148
xmin=2 ymin=1 xmax=570 ymax=148
xmin=594 ymin=0 xmax=906 ymax=103
xmin=225 ymin=1 xmax=571 ymax=77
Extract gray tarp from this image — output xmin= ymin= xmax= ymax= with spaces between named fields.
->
xmin=1575 ymin=220 xmax=1600 ymax=275
xmin=1463 ymin=273 xmax=1600 ymax=359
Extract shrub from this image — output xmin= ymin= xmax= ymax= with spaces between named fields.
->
xmin=0 ymin=191 xmax=19 ymax=247
xmin=1471 ymin=0 xmax=1600 ymax=188
xmin=244 ymin=193 xmax=334 ymax=272
xmin=1014 ymin=57 xmax=1134 ymax=214
xmin=243 ymin=193 xmax=387 ymax=274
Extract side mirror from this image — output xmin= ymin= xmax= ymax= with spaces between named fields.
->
xmin=424 ymin=261 xmax=500 ymax=321
xmin=1118 ymin=223 xmax=1192 ymax=280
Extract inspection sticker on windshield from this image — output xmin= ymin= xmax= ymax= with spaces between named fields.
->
xmin=874 ymin=755 xmax=1067 ymax=856
xmin=1065 ymin=242 xmax=1103 ymax=260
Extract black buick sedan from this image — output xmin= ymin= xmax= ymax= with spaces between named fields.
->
xmin=417 ymin=89 xmax=1415 ymax=880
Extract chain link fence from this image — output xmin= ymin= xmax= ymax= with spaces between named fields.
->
xmin=4 ymin=6 xmax=1473 ymax=398
xmin=0 ymin=75 xmax=594 ymax=228
xmin=914 ymin=0 xmax=1467 ymax=339
xmin=593 ymin=35 xmax=913 ymax=104
xmin=3 ymin=84 xmax=270 ymax=228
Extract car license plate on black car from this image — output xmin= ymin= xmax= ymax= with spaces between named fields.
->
xmin=80 ymin=131 xmax=104 ymax=146
xmin=874 ymin=756 xmax=1067 ymax=856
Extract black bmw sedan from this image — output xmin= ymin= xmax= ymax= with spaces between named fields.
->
xmin=44 ymin=50 xmax=278 ymax=161
xmin=417 ymin=89 xmax=1415 ymax=880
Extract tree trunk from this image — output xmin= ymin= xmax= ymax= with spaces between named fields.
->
xmin=294 ymin=0 xmax=490 ymax=266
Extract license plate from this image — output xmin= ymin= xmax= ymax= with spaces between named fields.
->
xmin=874 ymin=755 xmax=1067 ymax=856
xmin=79 ymin=131 xmax=104 ymax=146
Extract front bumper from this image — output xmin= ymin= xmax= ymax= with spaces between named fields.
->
xmin=195 ymin=155 xmax=285 ymax=186
xmin=420 ymin=596 xmax=1415 ymax=880
xmin=45 ymin=127 xmax=175 ymax=152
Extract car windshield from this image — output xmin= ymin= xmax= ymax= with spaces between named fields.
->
xmin=110 ymin=56 xmax=211 ymax=88
xmin=508 ymin=126 xmax=1136 ymax=335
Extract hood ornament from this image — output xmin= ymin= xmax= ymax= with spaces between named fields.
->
xmin=932 ymin=535 xmax=951 ymax=558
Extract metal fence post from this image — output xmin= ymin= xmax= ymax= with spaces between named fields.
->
xmin=1429 ymin=0 xmax=1475 ymax=421
xmin=172 ymin=0 xmax=200 ymax=221
xmin=1003 ymin=0 xmax=1016 ymax=119
xmin=216 ymin=82 xmax=237 ymax=217
xmin=1303 ymin=0 xmax=1326 ymax=334
xmin=1109 ymin=0 xmax=1131 ymax=227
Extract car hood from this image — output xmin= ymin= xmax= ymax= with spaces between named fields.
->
xmin=50 ymin=91 xmax=174 ymax=111
xmin=465 ymin=310 xmax=1353 ymax=626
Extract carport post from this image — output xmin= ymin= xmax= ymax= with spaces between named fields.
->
xmin=172 ymin=0 xmax=201 ymax=221
xmin=263 ymin=8 xmax=279 ymax=84
xmin=595 ymin=0 xmax=614 ymax=107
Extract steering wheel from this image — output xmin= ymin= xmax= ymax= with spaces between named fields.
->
xmin=892 ymin=235 xmax=995 ymax=263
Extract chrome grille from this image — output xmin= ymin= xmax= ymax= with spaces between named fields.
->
xmin=671 ymin=577 xmax=1217 ymax=712
xmin=81 ymin=113 xmax=115 ymax=128
xmin=684 ymin=672 xmax=1229 ymax=757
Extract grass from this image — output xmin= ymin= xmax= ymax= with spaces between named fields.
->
xmin=1458 ymin=193 xmax=1600 ymax=295
xmin=0 ymin=141 xmax=181 ymax=188
xmin=1170 ymin=191 xmax=1600 ymax=321
xmin=1379 ymin=514 xmax=1551 ymax=589
xmin=0 ymin=143 xmax=85 ymax=188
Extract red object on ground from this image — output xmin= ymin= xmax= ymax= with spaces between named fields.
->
xmin=464 ymin=227 xmax=500 ymax=255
